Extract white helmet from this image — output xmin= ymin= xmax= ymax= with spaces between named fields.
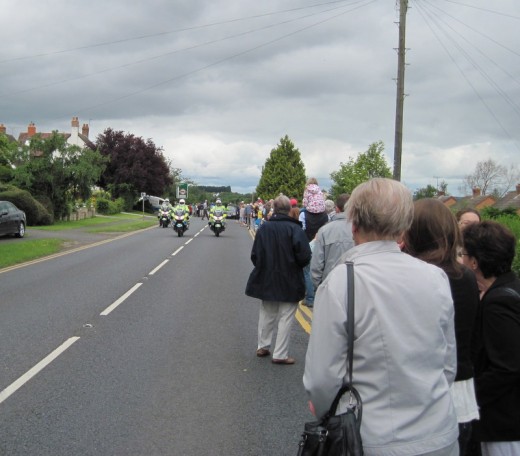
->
xmin=165 ymin=198 xmax=170 ymax=202
xmin=216 ymin=199 xmax=221 ymax=204
xmin=179 ymin=199 xmax=185 ymax=204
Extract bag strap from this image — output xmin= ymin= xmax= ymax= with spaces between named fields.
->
xmin=327 ymin=261 xmax=355 ymax=416
xmin=346 ymin=261 xmax=355 ymax=389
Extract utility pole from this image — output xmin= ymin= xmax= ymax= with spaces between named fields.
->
xmin=393 ymin=0 xmax=408 ymax=182
xmin=434 ymin=175 xmax=441 ymax=191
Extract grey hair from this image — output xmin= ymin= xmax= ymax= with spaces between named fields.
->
xmin=273 ymin=194 xmax=291 ymax=215
xmin=346 ymin=178 xmax=413 ymax=239
xmin=324 ymin=199 xmax=335 ymax=214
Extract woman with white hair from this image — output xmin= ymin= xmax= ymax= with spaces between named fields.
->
xmin=304 ymin=178 xmax=459 ymax=456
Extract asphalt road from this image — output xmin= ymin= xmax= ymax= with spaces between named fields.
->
xmin=0 ymin=217 xmax=313 ymax=455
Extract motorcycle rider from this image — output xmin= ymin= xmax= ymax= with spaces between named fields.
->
xmin=209 ymin=199 xmax=227 ymax=230
xmin=172 ymin=198 xmax=190 ymax=230
xmin=158 ymin=198 xmax=173 ymax=227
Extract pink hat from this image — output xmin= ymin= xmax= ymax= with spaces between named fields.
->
xmin=290 ymin=198 xmax=298 ymax=206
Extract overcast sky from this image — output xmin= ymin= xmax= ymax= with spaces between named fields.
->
xmin=1 ymin=0 xmax=519 ymax=196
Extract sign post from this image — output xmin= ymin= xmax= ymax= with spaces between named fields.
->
xmin=176 ymin=183 xmax=188 ymax=200
xmin=141 ymin=192 xmax=146 ymax=219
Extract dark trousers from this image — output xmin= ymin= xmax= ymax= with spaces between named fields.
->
xmin=463 ymin=420 xmax=481 ymax=456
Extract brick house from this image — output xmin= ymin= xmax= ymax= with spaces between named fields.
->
xmin=493 ymin=184 xmax=520 ymax=215
xmin=0 ymin=124 xmax=17 ymax=143
xmin=450 ymin=187 xmax=496 ymax=213
xmin=17 ymin=117 xmax=95 ymax=150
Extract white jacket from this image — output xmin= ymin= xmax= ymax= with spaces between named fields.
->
xmin=303 ymin=241 xmax=458 ymax=456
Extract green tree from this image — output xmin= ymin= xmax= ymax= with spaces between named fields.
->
xmin=0 ymin=133 xmax=18 ymax=183
xmin=413 ymin=184 xmax=438 ymax=200
xmin=330 ymin=141 xmax=392 ymax=196
xmin=11 ymin=132 xmax=107 ymax=218
xmin=96 ymin=128 xmax=173 ymax=209
xmin=256 ymin=135 xmax=306 ymax=201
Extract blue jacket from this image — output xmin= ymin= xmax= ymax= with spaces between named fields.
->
xmin=245 ymin=214 xmax=311 ymax=302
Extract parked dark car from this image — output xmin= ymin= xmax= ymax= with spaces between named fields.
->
xmin=0 ymin=201 xmax=26 ymax=238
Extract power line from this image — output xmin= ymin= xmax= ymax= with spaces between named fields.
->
xmin=0 ymin=0 xmax=372 ymax=97
xmin=0 ymin=0 xmax=367 ymax=64
xmin=439 ymin=0 xmax=520 ymax=20
xmin=419 ymin=0 xmax=520 ymax=118
xmin=414 ymin=1 xmax=520 ymax=152
xmin=73 ymin=0 xmax=378 ymax=115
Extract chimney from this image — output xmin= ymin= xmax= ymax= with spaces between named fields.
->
xmin=71 ymin=116 xmax=79 ymax=128
xmin=82 ymin=123 xmax=89 ymax=138
xmin=516 ymin=184 xmax=520 ymax=195
xmin=27 ymin=122 xmax=36 ymax=137
xmin=0 ymin=124 xmax=5 ymax=134
xmin=472 ymin=187 xmax=481 ymax=197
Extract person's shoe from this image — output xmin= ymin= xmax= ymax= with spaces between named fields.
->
xmin=272 ymin=357 xmax=295 ymax=365
xmin=302 ymin=301 xmax=314 ymax=308
xmin=256 ymin=348 xmax=270 ymax=357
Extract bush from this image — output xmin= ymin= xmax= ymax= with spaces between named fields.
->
xmin=96 ymin=198 xmax=110 ymax=214
xmin=96 ymin=197 xmax=124 ymax=215
xmin=492 ymin=215 xmax=520 ymax=276
xmin=481 ymin=206 xmax=518 ymax=219
xmin=34 ymin=195 xmax=55 ymax=223
xmin=0 ymin=187 xmax=53 ymax=225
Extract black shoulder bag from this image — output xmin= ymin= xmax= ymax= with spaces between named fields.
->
xmin=297 ymin=262 xmax=364 ymax=456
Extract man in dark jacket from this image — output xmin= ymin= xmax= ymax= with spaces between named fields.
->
xmin=245 ymin=194 xmax=311 ymax=365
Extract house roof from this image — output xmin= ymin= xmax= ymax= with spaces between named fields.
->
xmin=2 ymin=133 xmax=17 ymax=143
xmin=494 ymin=189 xmax=520 ymax=210
xmin=18 ymin=131 xmax=66 ymax=143
xmin=437 ymin=195 xmax=457 ymax=206
xmin=451 ymin=194 xmax=495 ymax=211
xmin=78 ymin=133 xmax=96 ymax=150
xmin=18 ymin=129 xmax=95 ymax=150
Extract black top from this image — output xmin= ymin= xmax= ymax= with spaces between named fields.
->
xmin=304 ymin=211 xmax=328 ymax=242
xmin=449 ymin=266 xmax=479 ymax=381
xmin=472 ymin=271 xmax=520 ymax=442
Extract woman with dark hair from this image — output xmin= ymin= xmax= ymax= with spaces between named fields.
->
xmin=404 ymin=198 xmax=479 ymax=456
xmin=461 ymin=221 xmax=520 ymax=456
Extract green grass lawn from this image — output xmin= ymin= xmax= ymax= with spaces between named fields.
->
xmin=0 ymin=213 xmax=157 ymax=269
xmin=31 ymin=212 xmax=156 ymax=231
xmin=0 ymin=239 xmax=63 ymax=269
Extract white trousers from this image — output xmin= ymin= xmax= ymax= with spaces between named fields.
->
xmin=257 ymin=301 xmax=297 ymax=359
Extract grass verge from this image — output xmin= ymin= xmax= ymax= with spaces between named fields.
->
xmin=31 ymin=213 xmax=156 ymax=231
xmin=1 ymin=213 xmax=157 ymax=269
xmin=0 ymin=239 xmax=62 ymax=269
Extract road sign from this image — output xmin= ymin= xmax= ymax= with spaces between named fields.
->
xmin=176 ymin=183 xmax=188 ymax=199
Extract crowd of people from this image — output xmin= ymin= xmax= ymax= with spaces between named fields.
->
xmin=244 ymin=177 xmax=520 ymax=456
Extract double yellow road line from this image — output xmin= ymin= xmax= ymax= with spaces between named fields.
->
xmin=296 ymin=302 xmax=312 ymax=334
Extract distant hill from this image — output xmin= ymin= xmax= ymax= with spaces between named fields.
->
xmin=196 ymin=185 xmax=231 ymax=193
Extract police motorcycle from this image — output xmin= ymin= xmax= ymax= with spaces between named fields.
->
xmin=158 ymin=199 xmax=172 ymax=228
xmin=210 ymin=208 xmax=226 ymax=237
xmin=172 ymin=209 xmax=188 ymax=237
xmin=158 ymin=208 xmax=171 ymax=228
